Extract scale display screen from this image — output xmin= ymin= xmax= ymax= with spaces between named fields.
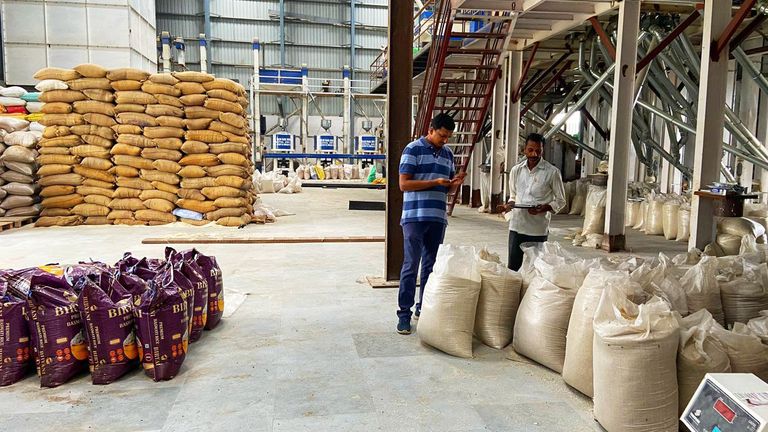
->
xmin=317 ymin=135 xmax=336 ymax=152
xmin=683 ymin=379 xmax=761 ymax=432
xmin=359 ymin=135 xmax=376 ymax=152
xmin=273 ymin=133 xmax=293 ymax=151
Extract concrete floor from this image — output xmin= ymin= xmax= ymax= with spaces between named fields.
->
xmin=0 ymin=188 xmax=688 ymax=432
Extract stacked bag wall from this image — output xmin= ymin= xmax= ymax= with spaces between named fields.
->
xmin=0 ymin=118 xmax=42 ymax=218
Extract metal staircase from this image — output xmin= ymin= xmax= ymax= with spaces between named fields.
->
xmin=412 ymin=0 xmax=516 ymax=216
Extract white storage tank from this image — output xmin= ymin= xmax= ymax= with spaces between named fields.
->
xmin=0 ymin=0 xmax=157 ymax=85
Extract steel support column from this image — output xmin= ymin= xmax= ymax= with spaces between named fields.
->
xmin=603 ymin=0 xmax=640 ymax=252
xmin=738 ymin=40 xmax=761 ymax=190
xmin=505 ymin=52 xmax=523 ymax=201
xmin=690 ymin=0 xmax=731 ymax=250
xmin=385 ymin=0 xmax=413 ymax=281
xmin=203 ymin=0 xmax=211 ymax=73
xmin=490 ymin=62 xmax=507 ymax=212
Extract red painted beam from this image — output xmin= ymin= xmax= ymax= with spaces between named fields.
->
xmin=711 ymin=0 xmax=757 ymax=62
xmin=590 ymin=17 xmax=616 ymax=61
xmin=729 ymin=13 xmax=768 ymax=52
xmin=637 ymin=10 xmax=701 ymax=72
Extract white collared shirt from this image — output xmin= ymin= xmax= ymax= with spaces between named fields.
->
xmin=508 ymin=158 xmax=566 ymax=236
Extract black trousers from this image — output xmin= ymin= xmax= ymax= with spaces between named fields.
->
xmin=508 ymin=230 xmax=548 ymax=271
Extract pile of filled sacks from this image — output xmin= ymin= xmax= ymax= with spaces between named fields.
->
xmin=254 ymin=169 xmax=303 ymax=194
xmin=0 ymin=117 xmax=43 ymax=218
xmin=625 ymin=191 xmax=690 ymax=242
xmin=32 ymin=65 xmax=255 ymax=227
xmin=0 ymin=85 xmax=43 ymax=123
xmin=417 ymin=239 xmax=768 ymax=432
xmin=0 ymin=247 xmax=225 ymax=388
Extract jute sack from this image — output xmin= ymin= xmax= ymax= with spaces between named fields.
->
xmin=206 ymin=207 xmax=245 ymax=221
xmin=184 ymin=118 xmax=213 ymax=130
xmin=140 ymin=190 xmax=178 ymax=202
xmin=5 ymin=205 xmax=41 ymax=217
xmin=143 ymin=127 xmax=184 ymax=139
xmin=110 ymin=166 xmax=140 ymax=177
xmin=112 ymin=155 xmax=154 ymax=170
xmin=155 ymin=138 xmax=183 ymax=150
xmin=113 ymin=219 xmax=147 ymax=226
xmin=156 ymin=116 xmax=185 ymax=129
xmin=0 ymin=196 xmax=35 ymax=210
xmin=106 ymin=68 xmax=150 ymax=82
xmin=73 ymin=64 xmax=108 ymax=78
xmin=180 ymin=154 xmax=219 ymax=167
xmin=81 ymin=134 xmax=113 ymax=148
xmin=143 ymin=199 xmax=175 ymax=213
xmin=204 ymin=98 xmax=244 ymax=115
xmin=83 ymin=217 xmax=111 ymax=225
xmin=141 ymin=82 xmax=181 ymax=97
xmin=82 ymin=89 xmax=114 ymax=103
xmin=177 ymin=199 xmax=217 ymax=214
xmin=474 ymin=249 xmax=522 ymax=350
xmin=178 ymin=188 xmax=207 ymax=201
xmin=67 ymin=78 xmax=111 ymax=91
xmin=172 ymin=71 xmax=214 ymax=83
xmin=70 ymin=145 xmax=110 ymax=159
xmin=117 ymin=133 xmax=155 ymax=148
xmin=139 ymin=169 xmax=179 ymax=185
xmin=35 ymin=216 xmax=84 ymax=227
xmin=593 ymin=290 xmax=680 ymax=432
xmin=80 ymin=157 xmax=113 ymax=171
xmin=202 ymin=186 xmax=245 ymax=200
xmin=82 ymin=179 xmax=113 ymax=190
xmin=72 ymin=125 xmax=115 ymax=140
xmin=39 ymin=90 xmax=87 ymax=103
xmin=217 ymin=153 xmax=249 ymax=167
xmin=207 ymin=89 xmax=239 ymax=102
xmin=563 ymin=269 xmax=639 ymax=398
xmin=41 ymin=194 xmax=84 ymax=209
xmin=214 ymin=176 xmax=248 ymax=189
xmin=73 ymin=166 xmax=114 ymax=183
xmin=185 ymin=130 xmax=227 ymax=144
xmin=111 ymin=144 xmax=142 ymax=156
xmin=209 ymin=143 xmax=249 ymax=155
xmin=417 ymin=245 xmax=482 ymax=358
xmin=145 ymin=105 xmax=184 ymax=118
xmin=37 ymin=154 xmax=81 ymax=166
xmin=81 ymin=113 xmax=117 ymax=128
xmin=720 ymin=260 xmax=768 ymax=327
xmin=677 ymin=310 xmax=731 ymax=413
xmin=512 ymin=276 xmax=577 ymax=372
xmin=2 ymin=182 xmax=38 ymax=196
xmin=38 ymin=165 xmax=73 ymax=177
xmin=180 ymin=141 xmax=210 ymax=154
xmin=36 ymin=79 xmax=69 ymax=92
xmin=112 ymin=187 xmax=142 ymax=199
xmin=680 ymin=256 xmax=725 ymax=325
xmin=39 ymin=174 xmax=83 ymax=187
xmin=1 ymin=170 xmax=34 ymax=184
xmin=184 ymin=106 xmax=220 ymax=120
xmin=115 ymin=104 xmax=146 ymax=114
xmin=219 ymin=112 xmax=248 ymax=129
xmin=38 ymin=147 xmax=74 ymax=156
xmin=152 ymin=181 xmax=179 ymax=194
xmin=155 ymin=94 xmax=183 ymax=108
xmin=35 ymin=68 xmax=81 ymax=81
xmin=213 ymin=197 xmax=248 ymax=208
xmin=107 ymin=210 xmax=133 ymax=220
xmin=71 ymin=204 xmax=110 ymax=217
xmin=135 ymin=210 xmax=176 ymax=223
xmin=83 ymin=195 xmax=111 ymax=207
xmin=223 ymin=132 xmax=249 ymax=144
xmin=41 ymin=103 xmax=73 ymax=114
xmin=73 ymin=101 xmax=115 ymax=116
xmin=109 ymin=198 xmax=146 ymax=211
xmin=1 ymin=146 xmax=36 ymax=163
xmin=40 ymin=185 xmax=75 ymax=201
xmin=42 ymin=126 xmax=72 ymax=138
xmin=181 ymin=218 xmax=210 ymax=226
xmin=117 ymin=112 xmax=157 ymax=128
xmin=203 ymin=78 xmax=244 ymax=94
xmin=175 ymin=82 xmax=206 ymax=95
xmin=116 ymin=177 xmax=153 ymax=190
xmin=76 ymin=186 xmax=114 ymax=198
xmin=152 ymin=159 xmax=182 ymax=173
xmin=216 ymin=214 xmax=251 ymax=227
xmin=180 ymin=94 xmax=208 ymax=106
xmin=206 ymin=165 xmax=248 ymax=178
xmin=149 ymin=73 xmax=179 ymax=86
xmin=112 ymin=124 xmax=143 ymax=135
xmin=110 ymin=80 xmax=143 ymax=91
xmin=40 ymin=208 xmax=71 ymax=217
xmin=39 ymin=114 xmax=85 ymax=127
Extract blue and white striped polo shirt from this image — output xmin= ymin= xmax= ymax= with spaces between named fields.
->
xmin=399 ymin=137 xmax=456 ymax=225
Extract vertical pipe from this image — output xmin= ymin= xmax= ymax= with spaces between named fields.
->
xmin=603 ymin=0 xmax=640 ymax=252
xmin=349 ymin=0 xmax=357 ymax=155
xmin=161 ymin=31 xmax=171 ymax=73
xmin=343 ymin=65 xmax=352 ymax=154
xmin=506 ymin=52 xmax=523 ymax=201
xmin=689 ymin=0 xmax=731 ymax=250
xmin=203 ymin=0 xmax=211 ymax=73
xmin=199 ymin=33 xmax=208 ymax=73
xmin=279 ymin=0 xmax=286 ymax=66
xmin=252 ymin=38 xmax=262 ymax=160
xmin=301 ymin=64 xmax=309 ymax=154
xmin=490 ymin=60 xmax=507 ymax=210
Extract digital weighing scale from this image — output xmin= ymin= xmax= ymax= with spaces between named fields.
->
xmin=682 ymin=374 xmax=768 ymax=432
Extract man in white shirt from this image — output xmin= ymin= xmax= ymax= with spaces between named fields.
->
xmin=498 ymin=133 xmax=566 ymax=270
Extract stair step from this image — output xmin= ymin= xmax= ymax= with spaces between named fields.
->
xmin=444 ymin=64 xmax=497 ymax=70
xmin=451 ymin=32 xmax=506 ymax=39
xmin=441 ymin=79 xmax=494 ymax=84
xmin=437 ymin=93 xmax=487 ymax=97
xmin=447 ymin=48 xmax=502 ymax=55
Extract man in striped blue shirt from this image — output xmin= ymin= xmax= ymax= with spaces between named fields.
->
xmin=396 ymin=113 xmax=465 ymax=334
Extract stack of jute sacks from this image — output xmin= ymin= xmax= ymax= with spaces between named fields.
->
xmin=34 ymin=65 xmax=254 ymax=227
xmin=36 ymin=65 xmax=112 ymax=227
xmin=175 ymin=71 xmax=254 ymax=227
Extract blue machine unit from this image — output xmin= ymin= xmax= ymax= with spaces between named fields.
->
xmin=272 ymin=132 xmax=295 ymax=152
xmin=315 ymin=134 xmax=337 ymax=153
xmin=356 ymin=135 xmax=377 ymax=153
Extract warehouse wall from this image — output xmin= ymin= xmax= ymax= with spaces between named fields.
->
xmin=0 ymin=0 xmax=157 ymax=86
xmin=155 ymin=0 xmax=387 ymax=115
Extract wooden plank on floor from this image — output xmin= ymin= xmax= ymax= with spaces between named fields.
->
xmin=142 ymin=236 xmax=385 ymax=245
xmin=0 ymin=216 xmax=35 ymax=233
xmin=349 ymin=200 xmax=386 ymax=211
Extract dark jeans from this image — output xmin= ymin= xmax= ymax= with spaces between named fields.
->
xmin=397 ymin=221 xmax=447 ymax=319
xmin=508 ymin=230 xmax=548 ymax=271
